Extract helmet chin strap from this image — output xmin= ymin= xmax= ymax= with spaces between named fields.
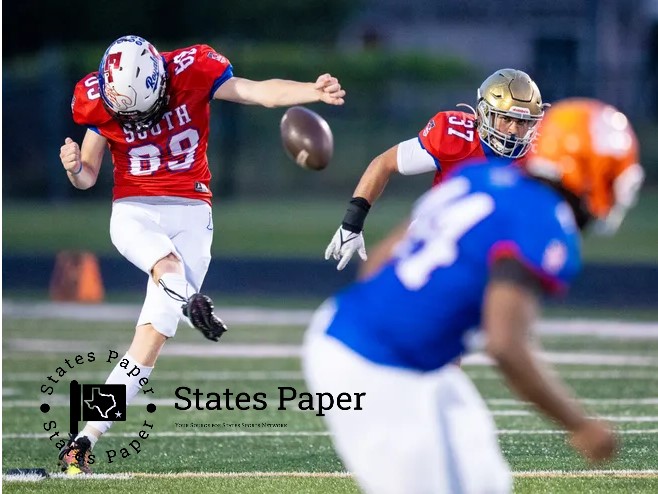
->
xmin=494 ymin=134 xmax=518 ymax=150
xmin=488 ymin=134 xmax=526 ymax=158
xmin=116 ymin=94 xmax=168 ymax=132
xmin=455 ymin=103 xmax=477 ymax=116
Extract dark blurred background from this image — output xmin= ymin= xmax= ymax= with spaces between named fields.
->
xmin=3 ymin=0 xmax=658 ymax=304
xmin=5 ymin=0 xmax=658 ymax=200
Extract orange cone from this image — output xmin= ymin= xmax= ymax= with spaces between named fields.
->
xmin=49 ymin=251 xmax=105 ymax=303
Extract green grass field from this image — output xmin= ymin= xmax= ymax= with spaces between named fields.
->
xmin=4 ymin=186 xmax=658 ymax=262
xmin=3 ymin=301 xmax=658 ymax=493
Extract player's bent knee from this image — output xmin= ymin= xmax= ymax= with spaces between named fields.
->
xmin=137 ymin=273 xmax=185 ymax=338
xmin=152 ymin=252 xmax=183 ymax=281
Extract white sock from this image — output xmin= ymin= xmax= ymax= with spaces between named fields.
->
xmin=158 ymin=272 xmax=194 ymax=316
xmin=80 ymin=353 xmax=154 ymax=439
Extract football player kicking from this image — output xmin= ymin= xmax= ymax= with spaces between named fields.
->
xmin=326 ymin=68 xmax=547 ymax=270
xmin=304 ymin=99 xmax=644 ymax=493
xmin=57 ymin=35 xmax=345 ymax=475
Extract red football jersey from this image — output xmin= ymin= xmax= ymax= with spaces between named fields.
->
xmin=418 ymin=111 xmax=487 ymax=187
xmin=72 ymin=44 xmax=233 ymax=204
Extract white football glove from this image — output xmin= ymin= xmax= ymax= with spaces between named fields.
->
xmin=325 ymin=226 xmax=367 ymax=271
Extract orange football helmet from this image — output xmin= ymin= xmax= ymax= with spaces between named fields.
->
xmin=526 ymin=98 xmax=644 ymax=233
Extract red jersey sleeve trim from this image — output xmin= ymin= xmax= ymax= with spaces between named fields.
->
xmin=488 ymin=240 xmax=567 ymax=295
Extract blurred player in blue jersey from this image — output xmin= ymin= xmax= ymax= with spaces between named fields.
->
xmin=304 ymin=99 xmax=644 ymax=493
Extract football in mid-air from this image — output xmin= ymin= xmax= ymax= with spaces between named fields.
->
xmin=280 ymin=106 xmax=333 ymax=171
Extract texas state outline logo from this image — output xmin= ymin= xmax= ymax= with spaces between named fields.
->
xmin=39 ymin=349 xmax=159 ymax=466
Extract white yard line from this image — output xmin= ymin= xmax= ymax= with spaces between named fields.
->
xmin=4 ymin=369 xmax=657 ymax=383
xmin=5 ymin=429 xmax=658 ymax=440
xmin=5 ymin=396 xmax=658 ymax=422
xmin=489 ymin=397 xmax=658 ymax=406
xmin=3 ymin=300 xmax=658 ymax=337
xmin=2 ymin=370 xmax=306 ymax=382
xmin=496 ymin=429 xmax=658 ymax=434
xmin=463 ymin=352 xmax=658 ymax=366
xmin=536 ymin=320 xmax=658 ymax=338
xmin=513 ymin=470 xmax=658 ymax=478
xmin=0 ymin=397 xmax=311 ymax=410
xmin=2 ymin=301 xmax=314 ymax=326
xmin=5 ymin=337 xmax=658 ymax=365
xmin=4 ymin=431 xmax=332 ymax=439
xmin=6 ymin=339 xmax=303 ymax=358
xmin=4 ymin=469 xmax=658 ymax=482
xmin=467 ymin=370 xmax=658 ymax=379
xmin=5 ymin=397 xmax=658 ymax=409
xmin=599 ymin=416 xmax=658 ymax=422
xmin=3 ymin=473 xmax=134 ymax=482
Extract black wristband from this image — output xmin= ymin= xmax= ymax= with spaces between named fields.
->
xmin=341 ymin=197 xmax=371 ymax=233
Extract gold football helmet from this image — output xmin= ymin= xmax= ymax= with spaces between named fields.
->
xmin=476 ymin=69 xmax=547 ymax=158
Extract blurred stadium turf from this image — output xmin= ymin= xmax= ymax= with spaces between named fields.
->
xmin=4 ymin=186 xmax=658 ymax=263
xmin=3 ymin=306 xmax=658 ymax=493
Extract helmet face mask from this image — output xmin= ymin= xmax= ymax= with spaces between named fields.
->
xmin=102 ymin=91 xmax=168 ymax=131
xmin=477 ymin=102 xmax=542 ymax=158
xmin=476 ymin=69 xmax=546 ymax=158
xmin=98 ymin=35 xmax=168 ymax=132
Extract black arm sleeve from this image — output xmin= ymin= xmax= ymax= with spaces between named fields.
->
xmin=489 ymin=257 xmax=544 ymax=297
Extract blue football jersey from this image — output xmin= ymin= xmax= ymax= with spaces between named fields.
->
xmin=326 ymin=160 xmax=581 ymax=371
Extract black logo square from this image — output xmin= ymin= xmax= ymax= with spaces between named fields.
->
xmin=81 ymin=384 xmax=127 ymax=421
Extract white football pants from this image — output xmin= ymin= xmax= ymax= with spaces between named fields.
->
xmin=110 ymin=199 xmax=213 ymax=337
xmin=302 ymin=301 xmax=512 ymax=494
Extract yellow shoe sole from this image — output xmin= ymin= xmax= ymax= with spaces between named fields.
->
xmin=64 ymin=464 xmax=83 ymax=476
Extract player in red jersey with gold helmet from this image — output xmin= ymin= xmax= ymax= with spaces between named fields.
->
xmin=58 ymin=34 xmax=345 ymax=475
xmin=325 ymin=69 xmax=547 ymax=270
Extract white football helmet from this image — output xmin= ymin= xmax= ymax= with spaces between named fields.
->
xmin=98 ymin=35 xmax=167 ymax=131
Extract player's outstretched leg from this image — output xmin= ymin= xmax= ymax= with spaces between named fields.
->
xmin=58 ymin=434 xmax=93 ymax=475
xmin=182 ymin=293 xmax=228 ymax=342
